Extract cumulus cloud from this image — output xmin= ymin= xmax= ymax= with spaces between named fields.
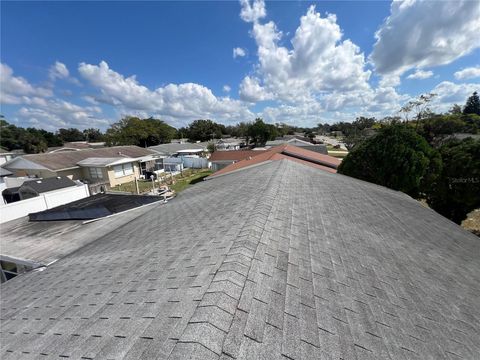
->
xmin=429 ymin=81 xmax=479 ymax=111
xmin=223 ymin=85 xmax=231 ymax=93
xmin=49 ymin=61 xmax=69 ymax=80
xmin=1 ymin=63 xmax=108 ymax=130
xmin=407 ymin=69 xmax=434 ymax=80
xmin=239 ymin=5 xmax=371 ymax=103
xmin=17 ymin=99 xmax=108 ymax=131
xmin=78 ymin=61 xmax=253 ymax=125
xmin=371 ymin=0 xmax=480 ymax=76
xmin=233 ymin=47 xmax=246 ymax=58
xmin=454 ymin=66 xmax=480 ymax=80
xmin=0 ymin=63 xmax=53 ymax=104
xmin=239 ymin=76 xmax=273 ymax=102
xmin=47 ymin=61 xmax=82 ymax=85
xmin=239 ymin=0 xmax=266 ymax=23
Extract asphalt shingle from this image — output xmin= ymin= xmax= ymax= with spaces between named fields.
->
xmin=1 ymin=159 xmax=480 ymax=359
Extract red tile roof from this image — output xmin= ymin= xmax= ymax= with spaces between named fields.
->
xmin=209 ymin=144 xmax=341 ymax=177
xmin=208 ymin=150 xmax=267 ymax=162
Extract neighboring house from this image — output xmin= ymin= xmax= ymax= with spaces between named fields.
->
xmin=214 ymin=138 xmax=244 ymax=150
xmin=209 ymin=144 xmax=341 ymax=178
xmin=169 ymin=138 xmax=189 ymax=144
xmin=149 ymin=142 xmax=208 ymax=157
xmin=0 ymin=148 xmax=15 ymax=166
xmin=265 ymin=137 xmax=328 ymax=155
xmin=0 ymin=167 xmax=13 ymax=193
xmin=2 ymin=176 xmax=77 ymax=203
xmin=2 ymin=146 xmax=157 ymax=191
xmin=208 ymin=149 xmax=266 ymax=171
xmin=1 ymin=158 xmax=479 ymax=358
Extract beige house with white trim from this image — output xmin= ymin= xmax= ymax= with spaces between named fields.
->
xmin=1 ymin=146 xmax=158 ymax=190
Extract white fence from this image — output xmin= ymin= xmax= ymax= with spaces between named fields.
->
xmin=0 ymin=184 xmax=90 ymax=224
xmin=181 ymin=157 xmax=209 ymax=169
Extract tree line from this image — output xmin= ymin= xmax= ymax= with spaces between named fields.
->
xmin=0 ymin=116 xmax=107 ymax=154
xmin=0 ymin=116 xmax=307 ymax=153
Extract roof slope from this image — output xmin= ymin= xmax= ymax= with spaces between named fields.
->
xmin=1 ymin=160 xmax=479 ymax=359
xmin=0 ymin=167 xmax=12 ymax=177
xmin=7 ymin=146 xmax=156 ymax=171
xmin=211 ymin=144 xmax=341 ymax=177
xmin=209 ymin=149 xmax=267 ymax=162
xmin=149 ymin=142 xmax=208 ymax=156
xmin=20 ymin=176 xmax=76 ymax=193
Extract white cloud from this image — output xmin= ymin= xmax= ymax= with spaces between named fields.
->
xmin=0 ymin=63 xmax=52 ymax=104
xmin=239 ymin=76 xmax=273 ymax=102
xmin=78 ymin=61 xmax=253 ymax=126
xmin=407 ymin=69 xmax=434 ymax=80
xmin=17 ymin=99 xmax=108 ymax=131
xmin=49 ymin=61 xmax=69 ymax=80
xmin=223 ymin=85 xmax=231 ymax=93
xmin=233 ymin=47 xmax=246 ymax=58
xmin=48 ymin=61 xmax=82 ymax=85
xmin=0 ymin=63 xmax=108 ymax=130
xmin=454 ymin=66 xmax=480 ymax=80
xmin=379 ymin=74 xmax=401 ymax=88
xmin=429 ymin=81 xmax=479 ymax=111
xmin=240 ymin=5 xmax=371 ymax=103
xmin=371 ymin=0 xmax=480 ymax=76
xmin=239 ymin=0 xmax=266 ymax=23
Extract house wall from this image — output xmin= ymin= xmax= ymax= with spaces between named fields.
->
xmin=211 ymin=160 xmax=235 ymax=172
xmin=57 ymin=168 xmax=84 ymax=180
xmin=80 ymin=167 xmax=109 ymax=183
xmin=9 ymin=167 xmax=84 ymax=180
xmin=106 ymin=162 xmax=140 ymax=187
xmin=10 ymin=168 xmax=56 ymax=178
xmin=0 ymin=154 xmax=13 ymax=166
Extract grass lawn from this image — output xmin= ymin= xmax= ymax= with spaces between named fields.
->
xmin=111 ymin=179 xmax=155 ymax=193
xmin=170 ymin=169 xmax=213 ymax=193
xmin=110 ymin=169 xmax=213 ymax=194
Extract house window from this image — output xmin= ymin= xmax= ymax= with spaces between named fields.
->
xmin=88 ymin=167 xmax=103 ymax=179
xmin=113 ymin=163 xmax=134 ymax=178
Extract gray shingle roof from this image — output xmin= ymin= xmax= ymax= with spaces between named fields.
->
xmin=8 ymin=146 xmax=156 ymax=171
xmin=1 ymin=160 xmax=479 ymax=359
xmin=149 ymin=142 xmax=208 ymax=156
xmin=20 ymin=176 xmax=76 ymax=194
xmin=0 ymin=167 xmax=12 ymax=177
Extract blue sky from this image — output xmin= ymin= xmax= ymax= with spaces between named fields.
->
xmin=1 ymin=0 xmax=479 ymax=131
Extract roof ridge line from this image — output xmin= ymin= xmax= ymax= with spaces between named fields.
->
xmin=168 ymin=161 xmax=286 ymax=358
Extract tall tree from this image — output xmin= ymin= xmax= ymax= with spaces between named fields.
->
xmin=426 ymin=138 xmax=480 ymax=224
xmin=83 ymin=128 xmax=105 ymax=142
xmin=247 ymin=118 xmax=277 ymax=146
xmin=449 ymin=104 xmax=463 ymax=114
xmin=22 ymin=132 xmax=48 ymax=154
xmin=105 ymin=116 xmax=176 ymax=147
xmin=57 ymin=128 xmax=85 ymax=142
xmin=186 ymin=119 xmax=223 ymax=142
xmin=338 ymin=124 xmax=441 ymax=198
xmin=463 ymin=91 xmax=480 ymax=115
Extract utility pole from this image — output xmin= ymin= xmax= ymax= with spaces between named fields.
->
xmin=150 ymin=175 xmax=155 ymax=194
